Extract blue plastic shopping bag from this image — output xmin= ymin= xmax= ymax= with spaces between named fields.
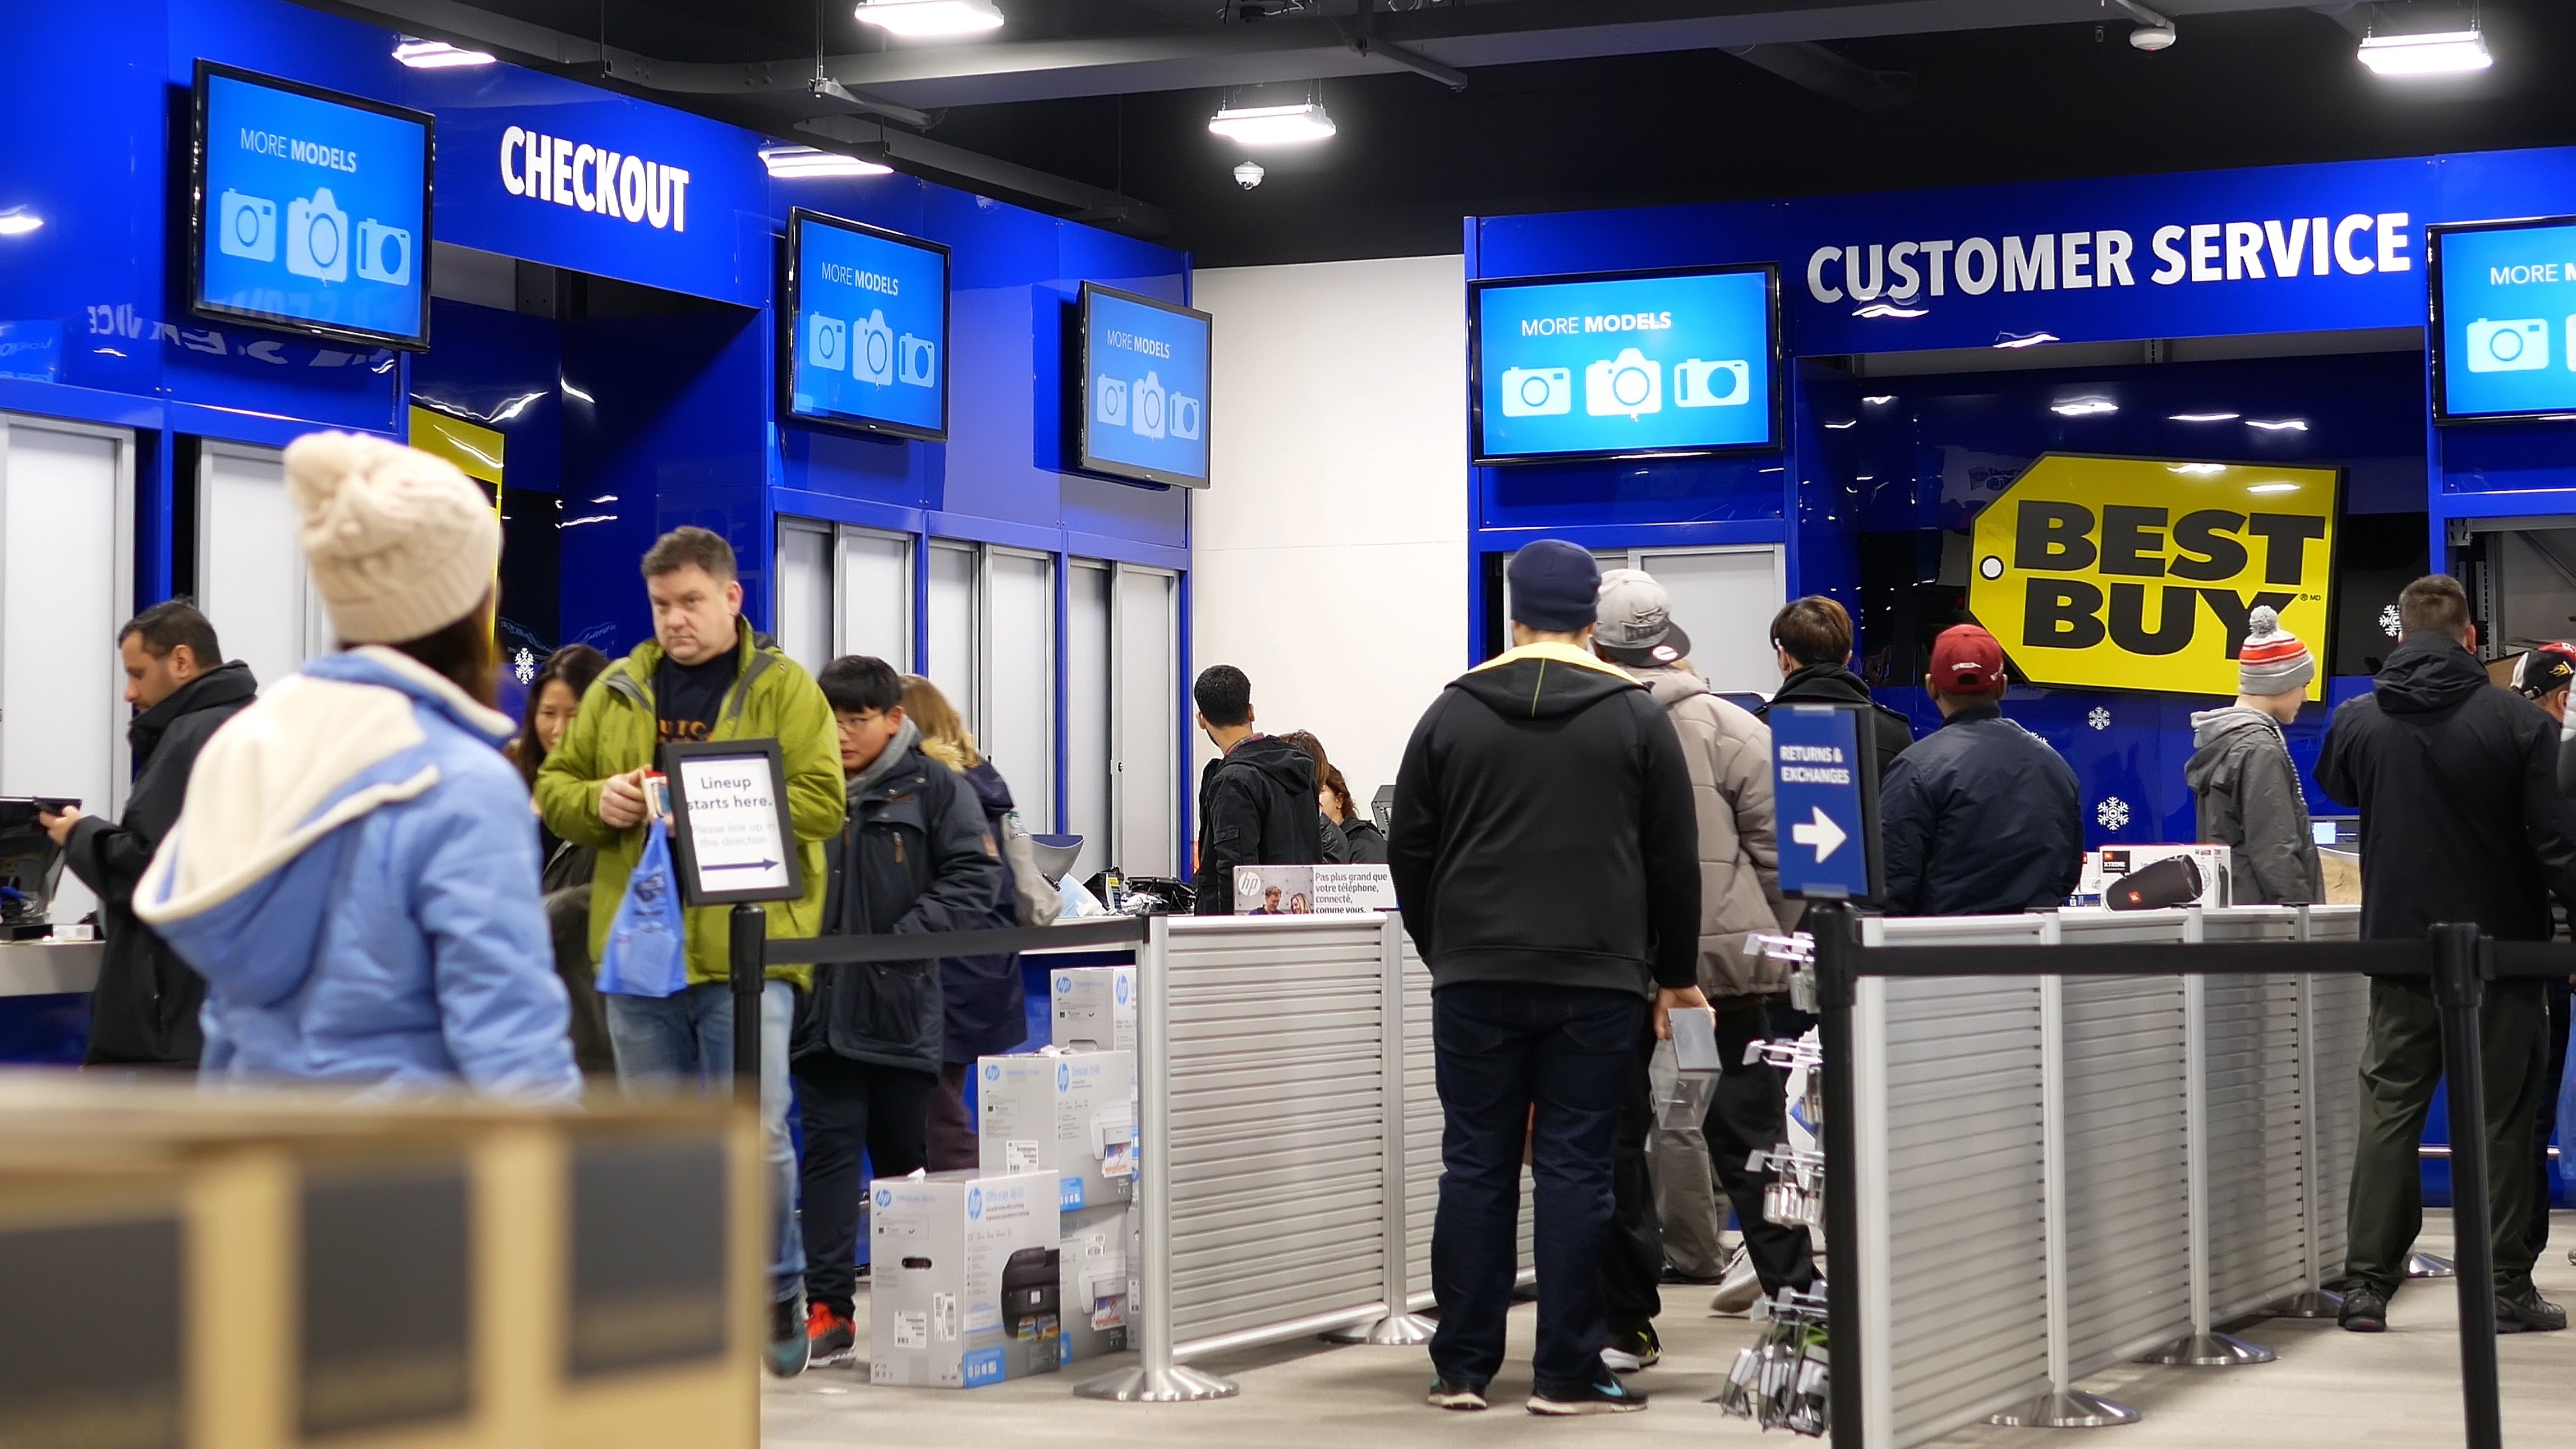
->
xmin=597 ymin=816 xmax=688 ymax=997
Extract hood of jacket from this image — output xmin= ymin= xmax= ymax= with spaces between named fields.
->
xmin=1214 ymin=733 xmax=1317 ymax=797
xmin=1450 ymin=641 xmax=1643 ymax=722
xmin=2185 ymin=707 xmax=2280 ymax=788
xmin=135 ymin=648 xmax=514 ymax=1005
xmin=131 ymin=660 xmax=260 ymax=761
xmin=1770 ymin=661 xmax=1873 ymax=708
xmin=2372 ymin=633 xmax=2488 ymax=716
xmin=1625 ymin=661 xmax=1712 ymax=711
xmin=963 ymin=759 xmax=1014 ymax=817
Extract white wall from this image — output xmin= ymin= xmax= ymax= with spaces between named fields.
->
xmin=1193 ymin=254 xmax=1468 ymax=826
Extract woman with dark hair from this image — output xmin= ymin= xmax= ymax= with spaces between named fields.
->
xmin=135 ymin=433 xmax=578 ymax=1096
xmin=509 ymin=643 xmax=615 ymax=1076
xmin=901 ymin=673 xmax=1030 ymax=1169
xmin=1280 ymin=730 xmax=1386 ymax=866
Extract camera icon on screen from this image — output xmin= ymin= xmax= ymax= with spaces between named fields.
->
xmin=1131 ymin=372 xmax=1167 ymax=440
xmin=286 ymin=188 xmax=348 ymax=283
xmin=807 ymin=314 xmax=847 ymax=372
xmin=218 ymin=189 xmax=276 ymax=262
xmin=1674 ymin=357 xmax=1750 ymax=408
xmin=1169 ymin=393 xmax=1201 ymax=441
xmin=854 ymin=310 xmax=895 ymax=385
xmin=1095 ymin=375 xmax=1128 ymax=427
xmin=898 ymin=333 xmax=937 ymax=388
xmin=1585 ymin=348 xmax=1661 ymax=417
xmin=2465 ymin=318 xmax=2549 ymax=374
xmin=1499 ymin=365 xmax=1570 ymax=417
xmin=355 ymin=219 xmax=411 ymax=286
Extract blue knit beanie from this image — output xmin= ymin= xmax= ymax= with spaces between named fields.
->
xmin=1508 ymin=540 xmax=1602 ymax=633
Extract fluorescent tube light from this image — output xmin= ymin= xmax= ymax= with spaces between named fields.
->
xmin=761 ymin=145 xmax=893 ymax=178
xmin=2051 ymin=398 xmax=2118 ymax=416
xmin=1208 ymin=102 xmax=1337 ymax=145
xmin=2169 ymin=411 xmax=2239 ymax=422
xmin=855 ymin=0 xmax=1004 ymax=37
xmin=2358 ymin=26 xmax=2491 ymax=76
xmin=2245 ymin=418 xmax=2309 ymax=431
xmin=393 ymin=38 xmax=496 ymax=68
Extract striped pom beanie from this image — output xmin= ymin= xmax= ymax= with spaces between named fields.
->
xmin=2238 ymin=606 xmax=2315 ymax=697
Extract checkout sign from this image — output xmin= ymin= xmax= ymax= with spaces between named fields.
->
xmin=1968 ymin=455 xmax=2338 ymax=700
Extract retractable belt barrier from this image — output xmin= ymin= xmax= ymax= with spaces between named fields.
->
xmin=1811 ymin=902 xmax=2541 ymax=1449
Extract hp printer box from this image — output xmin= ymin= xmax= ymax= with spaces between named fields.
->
xmin=1056 ymin=1200 xmax=1137 ymax=1363
xmin=868 ymin=1170 xmax=1061 ymax=1388
xmin=978 ymin=1050 xmax=1137 ymax=1213
xmin=1049 ymin=966 xmax=1135 ymax=1053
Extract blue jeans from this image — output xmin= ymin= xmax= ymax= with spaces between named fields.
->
xmin=1429 ymin=981 xmax=1645 ymax=1393
xmin=606 ymin=981 xmax=804 ymax=1303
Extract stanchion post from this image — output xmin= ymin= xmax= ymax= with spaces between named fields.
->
xmin=1077 ymin=916 xmax=1239 ymax=1401
xmin=2432 ymin=922 xmax=2503 ymax=1449
xmin=729 ymin=901 xmax=766 ymax=1097
xmin=1813 ymin=901 xmax=1864 ymax=1449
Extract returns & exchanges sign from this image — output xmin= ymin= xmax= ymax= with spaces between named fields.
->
xmin=1967 ymin=455 xmax=2338 ymax=700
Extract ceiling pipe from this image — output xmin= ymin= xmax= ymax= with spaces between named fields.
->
xmin=1725 ymin=42 xmax=1916 ymax=111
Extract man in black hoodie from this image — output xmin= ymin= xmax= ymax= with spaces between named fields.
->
xmin=1758 ymin=595 xmax=1912 ymax=776
xmin=1390 ymin=540 xmax=1704 ymax=1417
xmin=1190 ymin=664 xmax=1321 ymax=914
xmin=43 ymin=601 xmax=256 ymax=1069
xmin=2315 ymin=573 xmax=2576 ymax=1335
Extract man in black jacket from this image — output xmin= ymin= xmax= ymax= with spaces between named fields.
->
xmin=1390 ymin=540 xmax=1705 ymax=1417
xmin=1878 ymin=624 xmax=2083 ymax=916
xmin=43 ymin=601 xmax=255 ymax=1069
xmin=2316 ymin=574 xmax=2576 ymax=1335
xmin=1759 ymin=595 xmax=1912 ymax=776
xmin=794 ymin=655 xmax=1005 ymax=1365
xmin=1190 ymin=664 xmax=1321 ymax=914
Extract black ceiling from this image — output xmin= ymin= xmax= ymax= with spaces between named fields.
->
xmin=321 ymin=0 xmax=2576 ymax=266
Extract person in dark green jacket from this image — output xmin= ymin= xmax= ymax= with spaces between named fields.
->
xmin=533 ymin=526 xmax=844 ymax=1378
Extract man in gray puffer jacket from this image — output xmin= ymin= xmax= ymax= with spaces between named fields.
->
xmin=2184 ymin=605 xmax=2324 ymax=905
xmin=1591 ymin=571 xmax=1812 ymax=1370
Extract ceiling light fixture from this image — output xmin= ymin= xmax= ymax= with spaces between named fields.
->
xmin=0 ymin=208 xmax=42 ymax=237
xmin=2051 ymin=398 xmax=2118 ymax=416
xmin=1862 ymin=395 xmax=1896 ymax=406
xmin=854 ymin=0 xmax=1005 ymax=38
xmin=1209 ymin=100 xmax=1336 ymax=145
xmin=2169 ymin=411 xmax=2239 ymax=422
xmin=393 ymin=38 xmax=496 ymax=67
xmin=1994 ymin=330 xmax=2059 ymax=349
xmin=760 ymin=144 xmax=893 ymax=178
xmin=2245 ymin=417 xmax=2310 ymax=431
xmin=2358 ymin=24 xmax=2491 ymax=77
xmin=1852 ymin=302 xmax=1930 ymax=319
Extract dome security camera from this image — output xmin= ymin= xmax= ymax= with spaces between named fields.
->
xmin=1234 ymin=161 xmax=1266 ymax=190
xmin=2129 ymin=22 xmax=2176 ymax=51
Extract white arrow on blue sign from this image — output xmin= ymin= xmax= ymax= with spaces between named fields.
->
xmin=1770 ymin=703 xmax=1878 ymax=901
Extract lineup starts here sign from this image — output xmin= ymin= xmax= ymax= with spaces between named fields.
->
xmin=675 ymin=756 xmax=790 ymax=896
xmin=1968 ymin=456 xmax=2339 ymax=700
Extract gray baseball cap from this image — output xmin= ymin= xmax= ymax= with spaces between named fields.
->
xmin=1594 ymin=568 xmax=1692 ymax=668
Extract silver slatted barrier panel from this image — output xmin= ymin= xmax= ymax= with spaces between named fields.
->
xmin=1162 ymin=917 xmax=1393 ymax=1357
xmin=2197 ymin=909 xmax=2315 ymax=1323
xmin=1397 ymin=928 xmax=1537 ymax=1310
xmin=2304 ymin=907 xmax=2366 ymax=1293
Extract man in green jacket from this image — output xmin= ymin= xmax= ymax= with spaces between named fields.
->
xmin=536 ymin=525 xmax=845 ymax=1377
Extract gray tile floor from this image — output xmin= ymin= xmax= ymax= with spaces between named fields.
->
xmin=763 ymin=1212 xmax=2576 ymax=1447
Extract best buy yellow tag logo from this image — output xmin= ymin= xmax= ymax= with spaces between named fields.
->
xmin=1968 ymin=454 xmax=2338 ymax=700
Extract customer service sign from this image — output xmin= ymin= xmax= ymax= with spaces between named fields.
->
xmin=1967 ymin=456 xmax=2339 ymax=700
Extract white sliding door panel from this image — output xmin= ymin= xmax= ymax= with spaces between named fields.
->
xmin=1065 ymin=561 xmax=1113 ymax=880
xmin=983 ymin=549 xmax=1055 ymax=831
xmin=1112 ymin=565 xmax=1179 ymax=880
xmin=1635 ymin=546 xmax=1787 ymax=697
xmin=835 ymin=528 xmax=913 ymax=669
xmin=774 ymin=522 xmax=831 ymax=674
xmin=197 ymin=444 xmax=318 ymax=696
xmin=924 ymin=541 xmax=979 ymax=730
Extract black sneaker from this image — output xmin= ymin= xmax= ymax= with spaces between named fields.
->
xmin=1528 ymin=1376 xmax=1648 ymax=1416
xmin=1427 ymin=1377 xmax=1489 ymax=1411
xmin=2497 ymin=1287 xmax=2568 ymax=1333
xmin=1600 ymin=1324 xmax=1661 ymax=1374
xmin=2339 ymin=1287 xmax=2388 ymax=1333
xmin=767 ymin=1292 xmax=811 ymax=1377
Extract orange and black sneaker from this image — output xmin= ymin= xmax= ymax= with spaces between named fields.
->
xmin=807 ymin=1301 xmax=857 ymax=1365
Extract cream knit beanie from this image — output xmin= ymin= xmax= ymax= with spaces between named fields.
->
xmin=282 ymin=431 xmax=500 ymax=646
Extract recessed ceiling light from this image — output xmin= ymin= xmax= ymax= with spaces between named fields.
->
xmin=855 ymin=0 xmax=1004 ymax=38
xmin=1862 ymin=395 xmax=1895 ymax=406
xmin=2358 ymin=25 xmax=2491 ymax=77
xmin=2246 ymin=481 xmax=2302 ymax=494
xmin=393 ymin=38 xmax=496 ymax=67
xmin=1994 ymin=330 xmax=2059 ymax=349
xmin=2051 ymin=398 xmax=2118 ymax=416
xmin=760 ymin=144 xmax=893 ymax=178
xmin=2169 ymin=411 xmax=2239 ymax=422
xmin=1208 ymin=100 xmax=1336 ymax=145
xmin=2246 ymin=418 xmax=2309 ymax=431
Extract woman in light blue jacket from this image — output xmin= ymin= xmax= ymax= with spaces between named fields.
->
xmin=138 ymin=432 xmax=577 ymax=1098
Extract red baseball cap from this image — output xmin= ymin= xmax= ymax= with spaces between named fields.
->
xmin=1931 ymin=624 xmax=2006 ymax=695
